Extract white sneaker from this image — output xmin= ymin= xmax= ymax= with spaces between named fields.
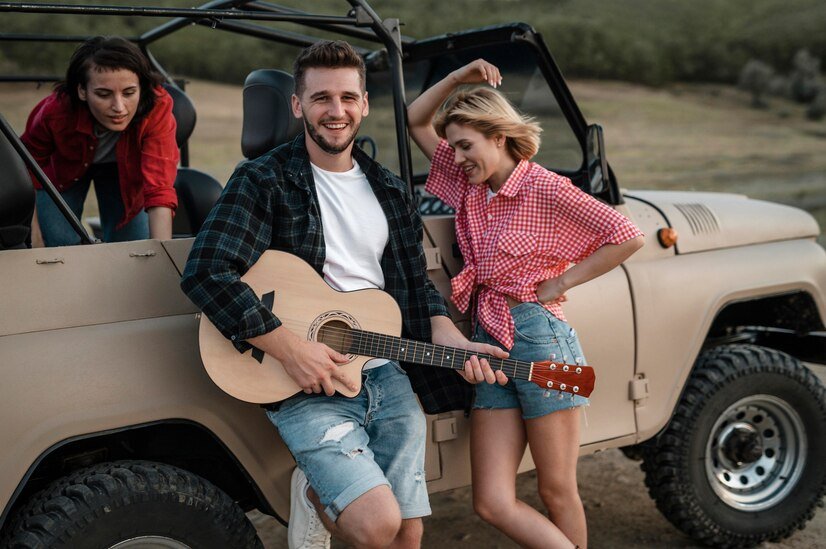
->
xmin=288 ymin=467 xmax=331 ymax=549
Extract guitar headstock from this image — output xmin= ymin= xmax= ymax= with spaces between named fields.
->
xmin=529 ymin=361 xmax=595 ymax=398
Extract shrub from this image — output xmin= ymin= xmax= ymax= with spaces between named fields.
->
xmin=738 ymin=59 xmax=775 ymax=108
xmin=806 ymin=85 xmax=826 ymax=120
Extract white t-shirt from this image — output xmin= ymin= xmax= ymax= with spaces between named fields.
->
xmin=311 ymin=160 xmax=390 ymax=369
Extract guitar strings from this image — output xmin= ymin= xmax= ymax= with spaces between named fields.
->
xmin=314 ymin=324 xmax=585 ymax=382
xmin=316 ymin=324 xmax=533 ymax=377
xmin=251 ymin=323 xmax=588 ymax=395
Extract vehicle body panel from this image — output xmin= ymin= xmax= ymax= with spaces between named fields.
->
xmin=629 ymin=190 xmax=820 ymax=253
xmin=626 ymin=238 xmax=826 ymax=439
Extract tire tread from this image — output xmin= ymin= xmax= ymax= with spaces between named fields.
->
xmin=641 ymin=344 xmax=826 ymax=548
xmin=2 ymin=460 xmax=263 ymax=549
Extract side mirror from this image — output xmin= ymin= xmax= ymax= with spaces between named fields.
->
xmin=586 ymin=124 xmax=609 ymax=195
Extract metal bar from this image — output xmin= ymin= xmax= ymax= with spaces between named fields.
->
xmin=0 ymin=76 xmax=60 ymax=82
xmin=176 ymin=77 xmax=190 ymax=168
xmin=0 ymin=33 xmax=139 ymax=42
xmin=742 ymin=326 xmax=826 ymax=364
xmin=245 ymin=1 xmax=392 ymax=44
xmin=142 ymin=47 xmax=174 ymax=85
xmin=194 ymin=18 xmax=320 ymax=48
xmin=346 ymin=0 xmax=413 ymax=189
xmin=385 ymin=22 xmax=412 ymax=189
xmin=0 ymin=114 xmax=95 ymax=245
xmin=139 ymin=0 xmax=238 ymax=44
xmin=0 ymin=2 xmax=359 ymax=24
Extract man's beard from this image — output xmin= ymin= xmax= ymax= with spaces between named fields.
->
xmin=304 ymin=118 xmax=360 ymax=155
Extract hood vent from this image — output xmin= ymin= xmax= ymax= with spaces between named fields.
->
xmin=674 ymin=203 xmax=720 ymax=235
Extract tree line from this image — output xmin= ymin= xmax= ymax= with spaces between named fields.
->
xmin=1 ymin=0 xmax=824 ymax=89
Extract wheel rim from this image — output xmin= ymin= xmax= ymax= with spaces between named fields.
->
xmin=705 ymin=394 xmax=807 ymax=511
xmin=108 ymin=537 xmax=192 ymax=549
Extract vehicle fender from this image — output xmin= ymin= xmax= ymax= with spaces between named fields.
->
xmin=626 ymin=239 xmax=826 ymax=441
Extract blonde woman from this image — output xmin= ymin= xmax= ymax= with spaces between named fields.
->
xmin=408 ymin=59 xmax=644 ymax=548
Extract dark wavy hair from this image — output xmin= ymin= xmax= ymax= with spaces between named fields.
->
xmin=293 ymin=40 xmax=366 ymax=97
xmin=56 ymin=36 xmax=163 ymax=121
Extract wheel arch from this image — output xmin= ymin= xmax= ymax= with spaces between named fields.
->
xmin=705 ymin=290 xmax=826 ymax=364
xmin=0 ymin=419 xmax=281 ymax=533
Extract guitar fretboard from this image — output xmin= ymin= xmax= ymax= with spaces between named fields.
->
xmin=322 ymin=326 xmax=534 ymax=381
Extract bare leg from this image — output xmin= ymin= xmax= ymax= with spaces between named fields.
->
xmin=471 ymin=408 xmax=575 ymax=549
xmin=526 ymin=407 xmax=587 ymax=548
xmin=388 ymin=518 xmax=423 ymax=549
xmin=308 ymin=484 xmax=403 ymax=549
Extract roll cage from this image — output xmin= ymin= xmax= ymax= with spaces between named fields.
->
xmin=0 ymin=0 xmax=622 ymax=243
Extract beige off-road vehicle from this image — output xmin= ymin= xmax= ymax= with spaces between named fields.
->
xmin=1 ymin=1 xmax=824 ymax=548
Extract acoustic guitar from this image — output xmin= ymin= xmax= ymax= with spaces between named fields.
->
xmin=199 ymin=250 xmax=595 ymax=403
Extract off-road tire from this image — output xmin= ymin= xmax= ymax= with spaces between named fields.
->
xmin=3 ymin=460 xmax=263 ymax=549
xmin=641 ymin=344 xmax=826 ymax=548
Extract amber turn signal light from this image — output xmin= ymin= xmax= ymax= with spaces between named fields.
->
xmin=657 ymin=228 xmax=678 ymax=248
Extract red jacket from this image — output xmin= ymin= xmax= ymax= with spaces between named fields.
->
xmin=21 ymin=87 xmax=179 ymax=228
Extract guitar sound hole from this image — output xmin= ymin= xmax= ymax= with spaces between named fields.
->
xmin=317 ymin=320 xmax=354 ymax=354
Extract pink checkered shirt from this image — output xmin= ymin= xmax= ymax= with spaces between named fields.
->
xmin=425 ymin=140 xmax=643 ymax=349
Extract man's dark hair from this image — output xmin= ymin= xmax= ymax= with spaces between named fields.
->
xmin=293 ymin=40 xmax=366 ymax=97
xmin=57 ymin=36 xmax=164 ymax=120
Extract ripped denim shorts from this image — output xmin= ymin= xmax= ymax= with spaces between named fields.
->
xmin=266 ymin=362 xmax=430 ymax=522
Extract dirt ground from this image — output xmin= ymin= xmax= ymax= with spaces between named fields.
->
xmin=249 ymin=447 xmax=826 ymax=548
xmin=250 ymin=364 xmax=826 ymax=548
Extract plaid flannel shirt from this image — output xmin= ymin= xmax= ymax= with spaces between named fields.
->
xmin=181 ymin=134 xmax=473 ymax=414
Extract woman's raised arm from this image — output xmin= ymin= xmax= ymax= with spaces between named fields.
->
xmin=407 ymin=58 xmax=501 ymax=160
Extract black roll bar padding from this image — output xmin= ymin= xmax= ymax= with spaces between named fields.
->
xmin=0 ymin=115 xmax=95 ymax=245
xmin=345 ymin=0 xmax=413 ymax=191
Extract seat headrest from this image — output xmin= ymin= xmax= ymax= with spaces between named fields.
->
xmin=242 ymin=69 xmax=303 ymax=160
xmin=163 ymin=83 xmax=196 ymax=148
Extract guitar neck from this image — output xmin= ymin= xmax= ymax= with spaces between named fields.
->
xmin=342 ymin=328 xmax=534 ymax=381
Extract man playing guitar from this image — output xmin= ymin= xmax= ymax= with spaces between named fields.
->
xmin=181 ymin=40 xmax=506 ymax=549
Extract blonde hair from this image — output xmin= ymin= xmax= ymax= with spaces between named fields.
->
xmin=433 ymin=87 xmax=542 ymax=160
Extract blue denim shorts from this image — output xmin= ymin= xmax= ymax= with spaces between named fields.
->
xmin=473 ymin=302 xmax=589 ymax=420
xmin=266 ymin=362 xmax=430 ymax=522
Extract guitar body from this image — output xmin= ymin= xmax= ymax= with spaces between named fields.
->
xmin=198 ymin=250 xmax=402 ymax=404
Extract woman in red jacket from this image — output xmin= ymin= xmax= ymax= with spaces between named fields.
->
xmin=22 ymin=36 xmax=178 ymax=247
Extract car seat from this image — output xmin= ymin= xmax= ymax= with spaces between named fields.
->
xmin=163 ymin=84 xmax=224 ymax=237
xmin=241 ymin=69 xmax=303 ymax=160
xmin=0 ymin=115 xmax=36 ymax=250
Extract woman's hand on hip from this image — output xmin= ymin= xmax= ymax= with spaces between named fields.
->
xmin=536 ymin=276 xmax=569 ymax=304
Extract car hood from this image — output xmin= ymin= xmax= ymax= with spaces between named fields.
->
xmin=626 ymin=190 xmax=820 ymax=254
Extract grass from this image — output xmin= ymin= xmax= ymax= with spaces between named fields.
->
xmin=1 ymin=78 xmax=824 ymax=243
